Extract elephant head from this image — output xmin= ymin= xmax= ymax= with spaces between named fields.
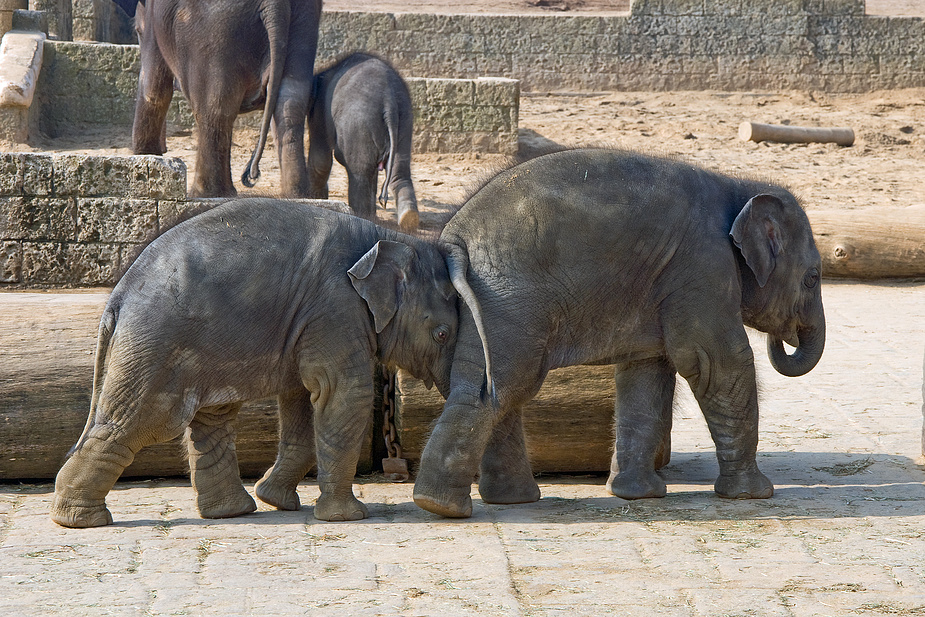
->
xmin=349 ymin=239 xmax=458 ymax=396
xmin=731 ymin=193 xmax=825 ymax=377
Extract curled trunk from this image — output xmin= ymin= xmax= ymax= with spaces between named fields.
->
xmin=767 ymin=319 xmax=825 ymax=377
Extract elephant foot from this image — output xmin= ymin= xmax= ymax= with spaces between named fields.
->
xmin=49 ymin=496 xmax=113 ymax=528
xmin=313 ymin=493 xmax=369 ymax=522
xmin=412 ymin=483 xmax=473 ymax=518
xmin=715 ymin=469 xmax=774 ymax=500
xmin=479 ymin=475 xmax=541 ymax=505
xmin=607 ymin=469 xmax=667 ymax=500
xmin=197 ymin=485 xmax=257 ymax=519
xmin=255 ymin=474 xmax=301 ymax=511
xmin=397 ymin=207 xmax=419 ymax=232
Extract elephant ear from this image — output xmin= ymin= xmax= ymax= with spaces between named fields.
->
xmin=348 ymin=240 xmax=416 ymax=333
xmin=730 ymin=194 xmax=786 ymax=288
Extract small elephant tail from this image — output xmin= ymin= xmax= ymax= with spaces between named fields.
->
xmin=68 ymin=307 xmax=117 ymax=459
xmin=444 ymin=244 xmax=496 ymax=405
xmin=377 ymin=105 xmax=400 ymax=208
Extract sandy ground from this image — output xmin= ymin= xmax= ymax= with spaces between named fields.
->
xmin=26 ymin=88 xmax=925 ymax=234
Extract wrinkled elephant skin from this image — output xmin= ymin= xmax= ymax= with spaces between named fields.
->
xmin=308 ymin=53 xmax=420 ymax=231
xmin=51 ymin=199 xmax=457 ymax=527
xmin=414 ymin=148 xmax=825 ymax=517
xmin=133 ymin=0 xmax=321 ymax=198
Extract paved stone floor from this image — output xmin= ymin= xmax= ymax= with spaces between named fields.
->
xmin=1 ymin=280 xmax=924 ymax=616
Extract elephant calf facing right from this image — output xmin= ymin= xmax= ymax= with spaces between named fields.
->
xmin=414 ymin=148 xmax=826 ymax=518
xmin=51 ymin=199 xmax=457 ymax=528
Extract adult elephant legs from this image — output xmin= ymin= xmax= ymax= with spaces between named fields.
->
xmin=478 ymin=406 xmax=541 ymax=505
xmin=608 ymin=357 xmax=676 ymax=499
xmin=255 ymin=388 xmax=316 ymax=511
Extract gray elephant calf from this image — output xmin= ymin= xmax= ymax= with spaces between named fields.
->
xmin=413 ymin=148 xmax=826 ymax=518
xmin=51 ymin=199 xmax=457 ymax=528
xmin=308 ymin=53 xmax=419 ymax=231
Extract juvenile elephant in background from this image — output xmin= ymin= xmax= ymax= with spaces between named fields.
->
xmin=413 ymin=148 xmax=826 ymax=518
xmin=307 ymin=53 xmax=420 ymax=231
xmin=133 ymin=0 xmax=322 ymax=198
xmin=51 ymin=199 xmax=458 ymax=528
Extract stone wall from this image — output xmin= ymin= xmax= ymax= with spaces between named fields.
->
xmin=32 ymin=41 xmax=520 ymax=154
xmin=316 ymin=0 xmax=925 ymax=92
xmin=0 ymin=152 xmax=189 ymax=286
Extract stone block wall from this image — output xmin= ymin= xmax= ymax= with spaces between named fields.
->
xmin=32 ymin=41 xmax=519 ymax=154
xmin=0 ymin=152 xmax=189 ymax=285
xmin=316 ymin=0 xmax=925 ymax=92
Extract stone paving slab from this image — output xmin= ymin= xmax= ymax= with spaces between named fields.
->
xmin=1 ymin=280 xmax=924 ymax=616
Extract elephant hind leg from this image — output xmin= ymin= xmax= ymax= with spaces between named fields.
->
xmin=51 ymin=426 xmax=134 ymax=528
xmin=186 ymin=403 xmax=256 ymax=519
xmin=607 ymin=357 xmax=675 ymax=500
xmin=255 ymin=388 xmax=315 ymax=511
xmin=478 ymin=406 xmax=540 ymax=505
xmin=51 ymin=396 xmax=189 ymax=528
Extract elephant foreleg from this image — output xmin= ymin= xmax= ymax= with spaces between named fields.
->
xmin=670 ymin=331 xmax=773 ymax=500
xmin=255 ymin=388 xmax=316 ymax=511
xmin=186 ymin=403 xmax=257 ymax=519
xmin=608 ymin=356 xmax=676 ymax=500
xmin=478 ymin=407 xmax=540 ymax=505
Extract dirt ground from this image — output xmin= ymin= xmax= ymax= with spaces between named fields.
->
xmin=26 ymin=88 xmax=925 ymax=235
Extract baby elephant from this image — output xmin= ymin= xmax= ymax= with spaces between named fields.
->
xmin=308 ymin=53 xmax=419 ymax=231
xmin=51 ymin=198 xmax=457 ymax=528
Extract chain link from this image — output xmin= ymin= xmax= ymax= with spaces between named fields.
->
xmin=381 ymin=365 xmax=403 ymax=460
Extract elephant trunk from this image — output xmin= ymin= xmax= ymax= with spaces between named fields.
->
xmin=444 ymin=245 xmax=494 ymax=401
xmin=767 ymin=316 xmax=825 ymax=377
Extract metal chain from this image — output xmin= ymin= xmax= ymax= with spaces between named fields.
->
xmin=381 ymin=366 xmax=402 ymax=460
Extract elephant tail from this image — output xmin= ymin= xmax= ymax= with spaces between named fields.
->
xmin=242 ymin=1 xmax=290 ymax=188
xmin=378 ymin=103 xmax=400 ymax=208
xmin=68 ymin=307 xmax=118 ymax=458
xmin=444 ymin=244 xmax=496 ymax=404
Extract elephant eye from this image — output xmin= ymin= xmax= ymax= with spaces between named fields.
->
xmin=432 ymin=324 xmax=450 ymax=345
xmin=803 ymin=268 xmax=819 ymax=289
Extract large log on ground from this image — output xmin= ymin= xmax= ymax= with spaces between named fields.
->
xmin=808 ymin=206 xmax=925 ymax=279
xmin=0 ymin=292 xmax=373 ymax=480
xmin=395 ymin=366 xmax=616 ymax=473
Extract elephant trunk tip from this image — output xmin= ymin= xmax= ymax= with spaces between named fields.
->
xmin=767 ymin=323 xmax=825 ymax=377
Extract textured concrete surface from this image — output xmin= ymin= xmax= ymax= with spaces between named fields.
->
xmin=1 ymin=280 xmax=923 ymax=616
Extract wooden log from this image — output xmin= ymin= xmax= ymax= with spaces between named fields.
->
xmin=739 ymin=121 xmax=855 ymax=146
xmin=396 ymin=366 xmax=616 ymax=473
xmin=0 ymin=291 xmax=373 ymax=480
xmin=808 ymin=206 xmax=925 ymax=279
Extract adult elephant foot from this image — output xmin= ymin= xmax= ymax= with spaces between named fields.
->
xmin=715 ymin=468 xmax=774 ymax=499
xmin=49 ymin=497 xmax=113 ymax=528
xmin=197 ymin=484 xmax=258 ymax=519
xmin=607 ymin=469 xmax=667 ymax=500
xmin=255 ymin=472 xmax=301 ymax=511
xmin=313 ymin=492 xmax=369 ymax=521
